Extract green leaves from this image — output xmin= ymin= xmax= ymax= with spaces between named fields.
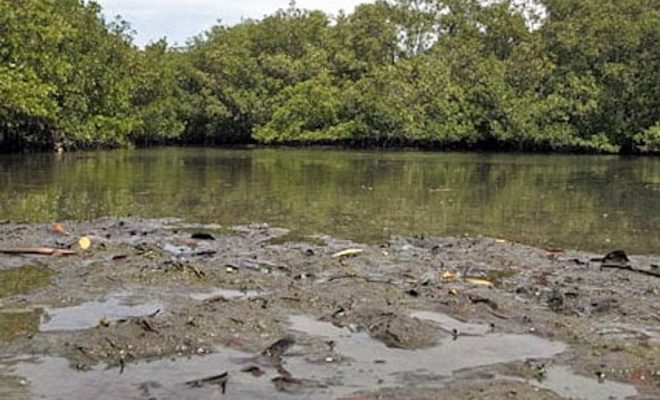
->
xmin=254 ymin=73 xmax=348 ymax=143
xmin=1 ymin=0 xmax=658 ymax=153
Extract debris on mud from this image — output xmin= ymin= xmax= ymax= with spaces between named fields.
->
xmin=0 ymin=218 xmax=658 ymax=400
xmin=185 ymin=371 xmax=228 ymax=392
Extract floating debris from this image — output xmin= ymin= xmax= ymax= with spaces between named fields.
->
xmin=186 ymin=371 xmax=228 ymax=393
xmin=262 ymin=337 xmax=296 ymax=359
xmin=241 ymin=365 xmax=265 ymax=377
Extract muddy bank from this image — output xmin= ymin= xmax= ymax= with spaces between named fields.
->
xmin=0 ymin=218 xmax=658 ymax=399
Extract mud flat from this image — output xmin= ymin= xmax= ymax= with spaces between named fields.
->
xmin=0 ymin=218 xmax=658 ymax=399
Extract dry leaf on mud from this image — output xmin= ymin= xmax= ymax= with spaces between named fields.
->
xmin=442 ymin=271 xmax=458 ymax=281
xmin=52 ymin=223 xmax=69 ymax=235
xmin=78 ymin=236 xmax=92 ymax=251
xmin=465 ymin=277 xmax=494 ymax=287
xmin=545 ymin=247 xmax=564 ymax=254
xmin=332 ymin=248 xmax=363 ymax=258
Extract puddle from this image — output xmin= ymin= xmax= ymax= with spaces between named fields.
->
xmin=0 ymin=310 xmax=638 ymax=400
xmin=0 ymin=309 xmax=41 ymax=342
xmin=0 ymin=265 xmax=53 ymax=299
xmin=189 ymin=288 xmax=262 ymax=301
xmin=0 ymin=348 xmax=355 ymax=400
xmin=410 ymin=310 xmax=492 ymax=336
xmin=40 ymin=294 xmax=162 ymax=332
xmin=0 ymin=351 xmax=285 ymax=400
xmin=163 ymin=243 xmax=195 ymax=256
xmin=535 ymin=365 xmax=638 ymax=400
xmin=287 ymin=315 xmax=565 ymax=383
xmin=286 ymin=313 xmax=636 ymax=399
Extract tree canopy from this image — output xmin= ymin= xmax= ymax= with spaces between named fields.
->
xmin=1 ymin=0 xmax=658 ymax=153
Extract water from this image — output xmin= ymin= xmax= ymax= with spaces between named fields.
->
xmin=0 ymin=265 xmax=53 ymax=299
xmin=537 ymin=365 xmax=638 ymax=400
xmin=287 ymin=314 xmax=567 ymax=379
xmin=0 ymin=312 xmax=639 ymax=400
xmin=40 ymin=294 xmax=162 ymax=332
xmin=1 ymin=147 xmax=658 ymax=254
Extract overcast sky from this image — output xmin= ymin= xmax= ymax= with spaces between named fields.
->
xmin=97 ymin=1 xmax=373 ymax=46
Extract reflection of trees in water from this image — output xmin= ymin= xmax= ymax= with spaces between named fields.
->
xmin=0 ymin=149 xmax=658 ymax=253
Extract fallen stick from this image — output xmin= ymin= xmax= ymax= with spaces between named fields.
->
xmin=0 ymin=247 xmax=77 ymax=256
xmin=601 ymin=264 xmax=660 ymax=278
xmin=186 ymin=371 xmax=228 ymax=393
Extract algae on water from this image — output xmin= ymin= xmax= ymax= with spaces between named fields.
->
xmin=0 ymin=265 xmax=53 ymax=298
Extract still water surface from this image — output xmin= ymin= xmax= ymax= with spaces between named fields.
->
xmin=1 ymin=148 xmax=658 ymax=254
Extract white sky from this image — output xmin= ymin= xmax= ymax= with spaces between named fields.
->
xmin=96 ymin=1 xmax=373 ymax=46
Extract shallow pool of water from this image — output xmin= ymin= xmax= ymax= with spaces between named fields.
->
xmin=0 ymin=310 xmax=640 ymax=400
xmin=40 ymin=294 xmax=163 ymax=332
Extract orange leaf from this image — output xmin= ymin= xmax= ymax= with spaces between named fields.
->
xmin=52 ymin=223 xmax=69 ymax=235
xmin=545 ymin=247 xmax=564 ymax=254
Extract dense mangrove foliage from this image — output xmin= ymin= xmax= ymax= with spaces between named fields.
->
xmin=1 ymin=0 xmax=659 ymax=153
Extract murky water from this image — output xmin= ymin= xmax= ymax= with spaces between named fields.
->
xmin=287 ymin=314 xmax=566 ymax=382
xmin=40 ymin=294 xmax=162 ymax=332
xmin=1 ymin=148 xmax=658 ymax=253
xmin=0 ymin=310 xmax=41 ymax=343
xmin=537 ymin=366 xmax=638 ymax=400
xmin=0 ymin=265 xmax=53 ymax=299
xmin=0 ymin=311 xmax=638 ymax=400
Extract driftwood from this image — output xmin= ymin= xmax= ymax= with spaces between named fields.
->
xmin=0 ymin=247 xmax=77 ymax=256
xmin=601 ymin=263 xmax=660 ymax=278
xmin=592 ymin=250 xmax=659 ymax=278
xmin=185 ymin=371 xmax=228 ymax=393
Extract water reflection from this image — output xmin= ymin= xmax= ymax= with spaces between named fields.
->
xmin=40 ymin=294 xmax=163 ymax=332
xmin=0 ymin=266 xmax=53 ymax=299
xmin=0 ymin=148 xmax=658 ymax=253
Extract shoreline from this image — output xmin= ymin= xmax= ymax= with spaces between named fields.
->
xmin=3 ymin=141 xmax=660 ymax=156
xmin=0 ymin=217 xmax=658 ymax=399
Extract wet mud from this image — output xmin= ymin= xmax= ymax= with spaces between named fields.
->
xmin=0 ymin=218 xmax=658 ymax=399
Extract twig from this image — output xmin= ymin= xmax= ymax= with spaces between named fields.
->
xmin=327 ymin=275 xmax=400 ymax=288
xmin=601 ymin=264 xmax=660 ymax=278
xmin=0 ymin=247 xmax=77 ymax=256
xmin=186 ymin=371 xmax=228 ymax=393
xmin=187 ymin=264 xmax=206 ymax=279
